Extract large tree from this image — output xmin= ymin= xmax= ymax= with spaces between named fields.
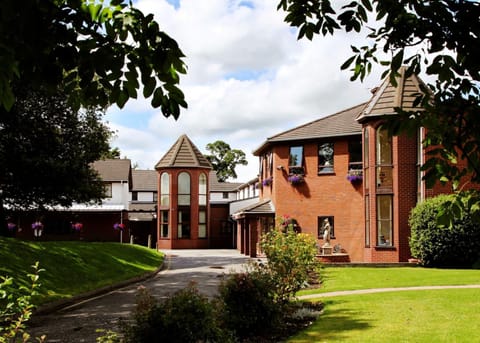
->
xmin=0 ymin=86 xmax=111 ymax=215
xmin=0 ymin=0 xmax=187 ymax=118
xmin=278 ymin=0 xmax=480 ymax=222
xmin=205 ymin=141 xmax=248 ymax=182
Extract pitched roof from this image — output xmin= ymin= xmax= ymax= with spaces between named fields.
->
xmin=155 ymin=134 xmax=212 ymax=169
xmin=233 ymin=199 xmax=275 ymax=217
xmin=357 ymin=67 xmax=428 ymax=122
xmin=92 ymin=159 xmax=131 ymax=182
xmin=132 ymin=170 xmax=157 ymax=191
xmin=253 ymin=103 xmax=365 ymax=155
xmin=209 ymin=171 xmax=243 ymax=192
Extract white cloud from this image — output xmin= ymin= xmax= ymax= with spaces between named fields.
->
xmin=105 ymin=0 xmax=386 ymax=181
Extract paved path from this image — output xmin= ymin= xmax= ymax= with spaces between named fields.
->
xmin=28 ymin=249 xmax=251 ymax=343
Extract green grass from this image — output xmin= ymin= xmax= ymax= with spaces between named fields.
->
xmin=0 ymin=237 xmax=164 ymax=304
xmin=289 ymin=289 xmax=480 ymax=342
xmin=299 ymin=266 xmax=480 ymax=296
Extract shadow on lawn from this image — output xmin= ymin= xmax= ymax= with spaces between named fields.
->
xmin=291 ymin=299 xmax=372 ymax=342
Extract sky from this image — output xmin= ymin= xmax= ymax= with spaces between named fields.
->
xmin=104 ymin=0 xmax=384 ymax=183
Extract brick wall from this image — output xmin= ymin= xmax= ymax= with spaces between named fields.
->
xmin=262 ymin=137 xmax=365 ymax=262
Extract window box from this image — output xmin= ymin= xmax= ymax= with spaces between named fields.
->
xmin=347 ymin=169 xmax=363 ymax=183
xmin=288 ymin=174 xmax=304 ymax=185
xmin=262 ymin=177 xmax=273 ymax=186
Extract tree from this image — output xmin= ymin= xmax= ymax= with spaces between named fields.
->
xmin=0 ymin=0 xmax=187 ymax=118
xmin=205 ymin=141 xmax=248 ymax=182
xmin=277 ymin=0 xmax=480 ymax=222
xmin=101 ymin=147 xmax=122 ymax=160
xmin=0 ymin=86 xmax=112 ymax=219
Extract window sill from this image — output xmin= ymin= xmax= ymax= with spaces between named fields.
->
xmin=374 ymin=245 xmax=396 ymax=250
xmin=318 ymin=172 xmax=335 ymax=176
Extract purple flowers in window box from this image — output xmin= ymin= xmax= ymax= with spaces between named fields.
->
xmin=288 ymin=174 xmax=304 ymax=185
xmin=262 ymin=177 xmax=273 ymax=186
xmin=347 ymin=169 xmax=363 ymax=183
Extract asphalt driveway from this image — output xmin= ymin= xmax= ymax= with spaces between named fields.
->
xmin=28 ymin=249 xmax=251 ymax=343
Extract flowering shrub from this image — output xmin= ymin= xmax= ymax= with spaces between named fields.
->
xmin=278 ymin=215 xmax=298 ymax=232
xmin=346 ymin=169 xmax=363 ymax=183
xmin=71 ymin=222 xmax=83 ymax=232
xmin=260 ymin=221 xmax=320 ymax=303
xmin=262 ymin=177 xmax=273 ymax=186
xmin=113 ymin=223 xmax=125 ymax=231
xmin=288 ymin=174 xmax=304 ymax=185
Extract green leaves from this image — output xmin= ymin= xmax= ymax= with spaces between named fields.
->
xmin=0 ymin=0 xmax=188 ymax=118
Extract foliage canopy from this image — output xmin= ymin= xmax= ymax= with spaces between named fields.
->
xmin=0 ymin=0 xmax=187 ymax=118
xmin=205 ymin=141 xmax=248 ymax=182
xmin=278 ymin=0 xmax=480 ymax=221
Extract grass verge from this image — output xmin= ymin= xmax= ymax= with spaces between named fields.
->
xmin=289 ymin=289 xmax=480 ymax=342
xmin=0 ymin=237 xmax=164 ymax=304
xmin=299 ymin=266 xmax=480 ymax=296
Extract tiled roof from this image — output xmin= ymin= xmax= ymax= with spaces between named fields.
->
xmin=91 ymin=159 xmax=131 ymax=182
xmin=209 ymin=171 xmax=243 ymax=192
xmin=357 ymin=67 xmax=428 ymax=122
xmin=234 ymin=199 xmax=275 ymax=216
xmin=132 ymin=170 xmax=157 ymax=191
xmin=155 ymin=134 xmax=212 ymax=169
xmin=253 ymin=103 xmax=365 ymax=155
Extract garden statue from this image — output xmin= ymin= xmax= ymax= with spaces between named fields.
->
xmin=322 ymin=218 xmax=331 ymax=247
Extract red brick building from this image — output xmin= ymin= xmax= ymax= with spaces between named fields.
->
xmin=235 ymin=68 xmax=453 ymax=262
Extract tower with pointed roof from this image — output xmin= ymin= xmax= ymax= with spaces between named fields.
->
xmin=357 ymin=67 xmax=426 ymax=262
xmin=155 ymin=134 xmax=213 ymax=249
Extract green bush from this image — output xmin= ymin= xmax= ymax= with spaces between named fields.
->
xmin=122 ymin=283 xmax=227 ymax=343
xmin=409 ymin=194 xmax=480 ymax=267
xmin=260 ymin=221 xmax=320 ymax=303
xmin=217 ymin=269 xmax=283 ymax=339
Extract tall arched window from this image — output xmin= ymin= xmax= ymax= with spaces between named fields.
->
xmin=199 ymin=173 xmax=207 ymax=206
xmin=178 ymin=172 xmax=191 ymax=205
xmin=376 ymin=126 xmax=393 ymax=246
xmin=160 ymin=172 xmax=170 ymax=206
xmin=159 ymin=172 xmax=170 ymax=238
xmin=177 ymin=172 xmax=191 ymax=239
xmin=376 ymin=126 xmax=393 ymax=189
xmin=198 ymin=173 xmax=207 ymax=238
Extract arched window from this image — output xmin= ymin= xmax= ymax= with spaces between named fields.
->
xmin=376 ymin=126 xmax=393 ymax=189
xmin=178 ymin=172 xmax=191 ymax=206
xmin=160 ymin=173 xmax=170 ymax=206
xmin=199 ymin=173 xmax=207 ymax=206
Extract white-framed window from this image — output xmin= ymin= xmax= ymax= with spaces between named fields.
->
xmin=160 ymin=173 xmax=170 ymax=206
xmin=199 ymin=210 xmax=207 ymax=238
xmin=199 ymin=173 xmax=207 ymax=206
xmin=178 ymin=172 xmax=191 ymax=206
xmin=377 ymin=194 xmax=393 ymax=246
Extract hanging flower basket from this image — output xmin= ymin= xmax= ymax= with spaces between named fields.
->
xmin=7 ymin=222 xmax=16 ymax=231
xmin=346 ymin=169 xmax=363 ymax=183
xmin=72 ymin=222 xmax=83 ymax=232
xmin=262 ymin=177 xmax=273 ymax=186
xmin=31 ymin=221 xmax=44 ymax=230
xmin=288 ymin=174 xmax=304 ymax=185
xmin=113 ymin=223 xmax=125 ymax=231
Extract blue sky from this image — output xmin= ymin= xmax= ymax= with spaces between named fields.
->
xmin=105 ymin=0 xmax=382 ymax=181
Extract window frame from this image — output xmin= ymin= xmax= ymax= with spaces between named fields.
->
xmin=289 ymin=145 xmax=305 ymax=175
xmin=159 ymin=210 xmax=169 ymax=238
xmin=376 ymin=194 xmax=393 ymax=247
xmin=317 ymin=216 xmax=335 ymax=239
xmin=318 ymin=142 xmax=334 ymax=174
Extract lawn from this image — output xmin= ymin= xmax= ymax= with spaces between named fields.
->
xmin=289 ymin=289 xmax=480 ymax=342
xmin=290 ymin=266 xmax=480 ymax=342
xmin=0 ymin=237 xmax=164 ymax=304
xmin=299 ymin=266 xmax=480 ymax=295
